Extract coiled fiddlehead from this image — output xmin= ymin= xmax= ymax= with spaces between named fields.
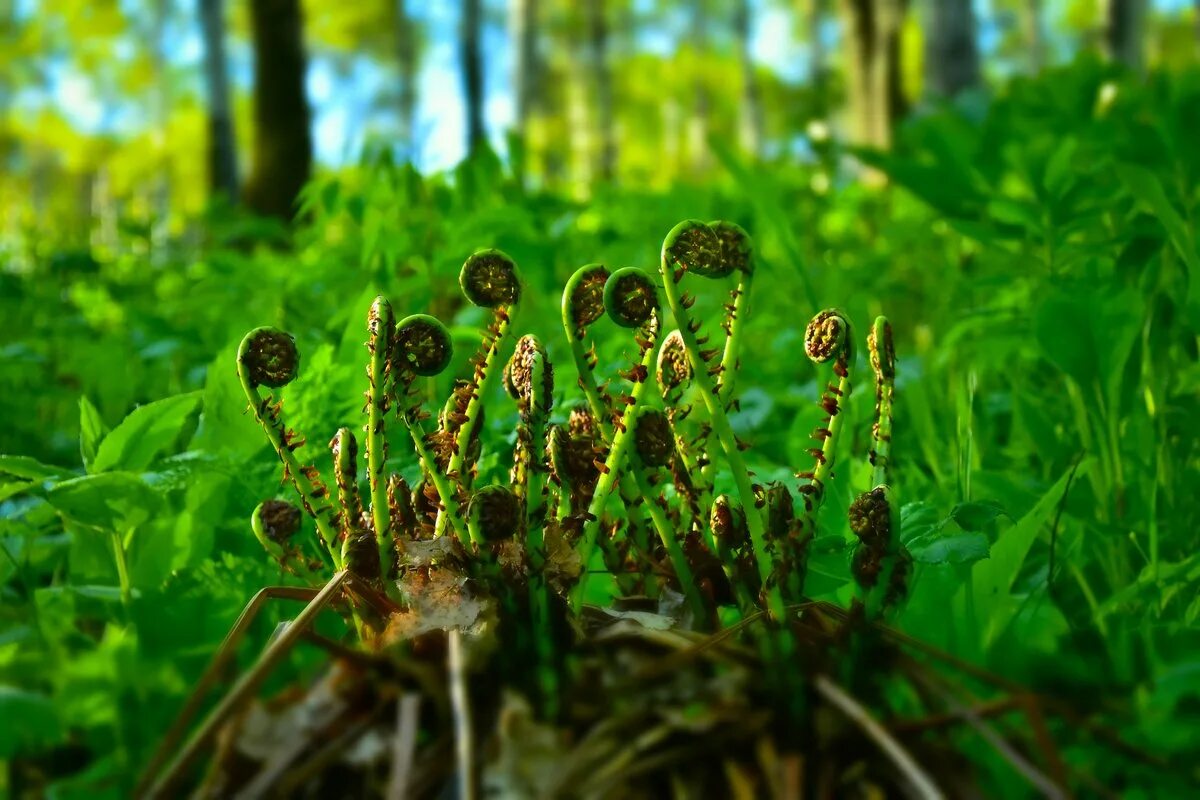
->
xmin=794 ymin=309 xmax=856 ymax=558
xmin=561 ymin=263 xmax=614 ymax=427
xmin=571 ymin=267 xmax=663 ymax=612
xmin=390 ymin=313 xmax=470 ymax=546
xmin=435 ymin=250 xmax=522 ymax=538
xmin=657 ymin=221 xmax=784 ymax=620
xmin=237 ymin=328 xmax=342 ymax=567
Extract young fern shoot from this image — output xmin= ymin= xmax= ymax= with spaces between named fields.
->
xmin=237 ymin=328 xmax=342 ymax=567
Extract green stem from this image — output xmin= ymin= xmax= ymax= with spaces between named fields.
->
xmin=238 ymin=373 xmax=342 ymax=567
xmin=401 ymin=416 xmax=470 ymax=546
xmin=632 ymin=470 xmax=709 ymax=627
xmin=435 ymin=311 xmax=513 ymax=537
xmin=366 ymin=297 xmax=393 ymax=559
xmin=659 ymin=254 xmax=782 ymax=622
xmin=112 ymin=529 xmax=132 ymax=607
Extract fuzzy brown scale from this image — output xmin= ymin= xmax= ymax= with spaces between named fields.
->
xmin=240 ymin=329 xmax=299 ymax=388
xmin=256 ymin=500 xmax=302 ymax=544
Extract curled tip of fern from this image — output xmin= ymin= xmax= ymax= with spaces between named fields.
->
xmin=505 ymin=334 xmax=553 ymax=412
xmin=710 ymin=494 xmax=748 ymax=547
xmin=708 ymin=220 xmax=753 ymax=276
xmin=656 ymin=329 xmax=692 ymax=397
xmin=252 ymin=500 xmax=302 ymax=544
xmin=632 ymin=407 xmax=673 ymax=468
xmin=564 ymin=263 xmax=611 ymax=332
xmin=394 ymin=314 xmax=453 ymax=377
xmin=330 ymin=427 xmax=358 ymax=471
xmin=868 ymin=316 xmax=895 ymax=381
xmin=603 ymin=267 xmax=659 ymax=328
xmin=848 ymin=486 xmax=893 ymax=546
xmin=460 ymin=248 xmax=521 ymax=307
xmin=368 ymin=296 xmax=395 ymax=344
xmin=469 ymin=484 xmax=522 ymax=542
xmin=804 ymin=309 xmax=855 ymax=364
xmin=238 ymin=327 xmax=300 ymax=388
xmin=662 ymin=219 xmax=723 ymax=278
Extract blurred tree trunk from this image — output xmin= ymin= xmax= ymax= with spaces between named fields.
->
xmin=244 ymin=0 xmax=312 ymax=221
xmin=586 ymin=0 xmax=616 ymax=181
xmin=513 ymin=0 xmax=540 ymax=133
xmin=199 ymin=0 xmax=238 ymax=200
xmin=1105 ymin=0 xmax=1145 ymax=70
xmin=461 ymin=0 xmax=486 ymax=154
xmin=1022 ymin=0 xmax=1045 ymax=73
xmin=733 ymin=0 xmax=763 ymax=157
xmin=804 ymin=0 xmax=831 ymax=116
xmin=394 ymin=0 xmax=418 ymax=159
xmin=925 ymin=0 xmax=980 ymax=97
xmin=688 ymin=0 xmax=711 ymax=171
xmin=150 ymin=0 xmax=169 ymax=254
xmin=838 ymin=0 xmax=907 ymax=148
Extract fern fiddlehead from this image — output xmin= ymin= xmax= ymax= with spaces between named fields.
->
xmin=237 ymin=328 xmax=342 ymax=567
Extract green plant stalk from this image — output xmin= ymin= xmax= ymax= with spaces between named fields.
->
xmin=632 ymin=469 xmax=709 ymax=626
xmin=237 ymin=372 xmax=342 ymax=567
xmin=366 ymin=297 xmax=393 ymax=560
xmin=797 ymin=371 xmax=851 ymax=540
xmin=872 ymin=377 xmax=894 ymax=490
xmin=435 ymin=311 xmax=513 ymax=538
xmin=569 ymin=361 xmax=655 ymax=612
xmin=401 ymin=414 xmax=471 ymax=546
xmin=698 ymin=268 xmax=754 ymax=494
xmin=112 ymin=529 xmax=132 ymax=607
xmin=658 ymin=266 xmax=781 ymax=622
xmin=562 ymin=317 xmax=611 ymax=431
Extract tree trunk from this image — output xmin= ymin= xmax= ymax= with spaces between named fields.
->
xmin=687 ymin=0 xmax=710 ymax=171
xmin=460 ymin=0 xmax=486 ymax=155
xmin=925 ymin=0 xmax=980 ymax=97
xmin=1106 ymin=0 xmax=1145 ymax=70
xmin=394 ymin=0 xmax=418 ymax=158
xmin=586 ymin=0 xmax=616 ymax=181
xmin=838 ymin=0 xmax=907 ymax=148
xmin=1022 ymin=0 xmax=1045 ymax=73
xmin=805 ymin=0 xmax=830 ymax=117
xmin=512 ymin=0 xmax=540 ymax=130
xmin=199 ymin=0 xmax=238 ymax=199
xmin=734 ymin=0 xmax=763 ymax=156
xmin=243 ymin=0 xmax=312 ymax=221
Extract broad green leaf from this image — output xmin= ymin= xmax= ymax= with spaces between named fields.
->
xmin=0 ymin=456 xmax=65 ymax=481
xmin=46 ymin=472 xmax=162 ymax=532
xmin=967 ymin=461 xmax=1090 ymax=649
xmin=1116 ymin=162 xmax=1200 ymax=277
xmin=908 ymin=530 xmax=990 ymax=565
xmin=79 ymin=395 xmax=108 ymax=473
xmin=92 ymin=392 xmax=201 ymax=473
xmin=949 ymin=500 xmax=1009 ymax=531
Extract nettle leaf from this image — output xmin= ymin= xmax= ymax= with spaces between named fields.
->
xmin=901 ymin=501 xmax=993 ymax=566
xmin=92 ymin=392 xmax=201 ymax=473
xmin=0 ymin=686 xmax=63 ymax=757
xmin=79 ymin=395 xmax=109 ymax=473
xmin=47 ymin=472 xmax=162 ymax=532
xmin=907 ymin=530 xmax=990 ymax=565
xmin=949 ymin=499 xmax=1009 ymax=531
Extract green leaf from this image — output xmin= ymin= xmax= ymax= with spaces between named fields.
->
xmin=1116 ymin=162 xmax=1200 ymax=277
xmin=967 ymin=461 xmax=1089 ymax=649
xmin=79 ymin=395 xmax=109 ymax=473
xmin=46 ymin=472 xmax=162 ymax=532
xmin=908 ymin=530 xmax=990 ymax=565
xmin=92 ymin=392 xmax=201 ymax=473
xmin=949 ymin=500 xmax=1009 ymax=531
xmin=0 ymin=686 xmax=63 ymax=756
xmin=0 ymin=456 xmax=65 ymax=481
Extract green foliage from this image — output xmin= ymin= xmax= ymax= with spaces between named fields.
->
xmin=2 ymin=60 xmax=1200 ymax=796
